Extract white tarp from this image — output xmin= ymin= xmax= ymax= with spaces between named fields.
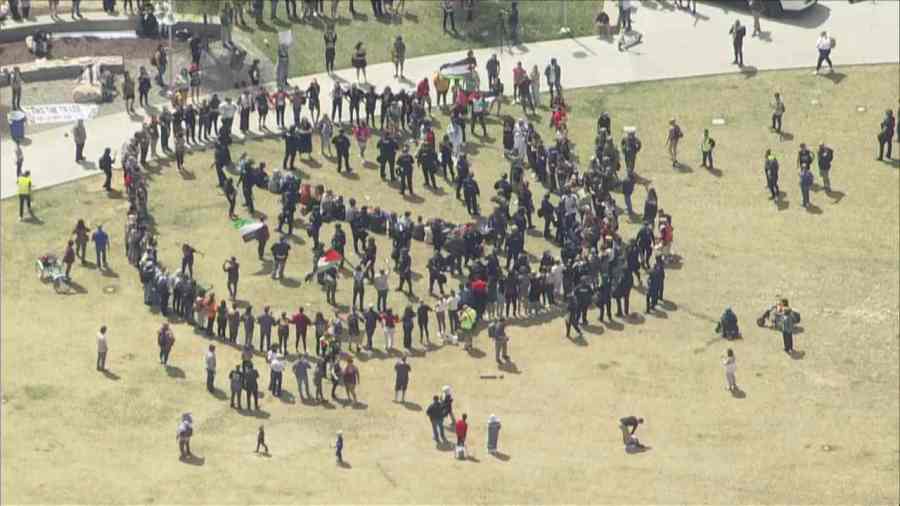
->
xmin=21 ymin=103 xmax=99 ymax=125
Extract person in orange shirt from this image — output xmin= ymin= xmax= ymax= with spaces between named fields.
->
xmin=433 ymin=72 xmax=450 ymax=108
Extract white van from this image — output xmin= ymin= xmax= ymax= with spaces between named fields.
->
xmin=752 ymin=0 xmax=818 ymax=16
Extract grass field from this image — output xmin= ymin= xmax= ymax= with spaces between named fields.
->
xmin=2 ymin=65 xmax=898 ymax=504
xmin=179 ymin=0 xmax=604 ymax=77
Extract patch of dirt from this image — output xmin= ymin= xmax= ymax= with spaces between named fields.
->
xmin=0 ymin=37 xmax=186 ymax=67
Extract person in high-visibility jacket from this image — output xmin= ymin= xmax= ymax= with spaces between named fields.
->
xmin=459 ymin=304 xmax=477 ymax=351
xmin=17 ymin=170 xmax=32 ymax=221
xmin=700 ymin=129 xmax=716 ymax=170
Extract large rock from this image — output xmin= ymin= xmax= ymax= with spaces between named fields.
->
xmin=72 ymin=83 xmax=102 ymax=103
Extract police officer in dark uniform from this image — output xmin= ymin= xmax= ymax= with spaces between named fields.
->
xmin=282 ymin=126 xmax=298 ymax=170
xmin=397 ymin=145 xmax=415 ymax=195
xmin=764 ymin=149 xmax=780 ymax=201
xmin=351 ymin=210 xmax=369 ymax=255
xmin=99 ymin=148 xmax=114 ymax=191
xmin=463 ymin=174 xmax=480 ymax=216
xmin=505 ymin=227 xmax=524 ymax=270
xmin=519 ymin=182 xmax=535 ymax=229
xmin=621 ymin=131 xmax=642 ymax=174
xmin=277 ymin=192 xmax=297 ymax=235
xmin=539 ymin=194 xmax=555 ymax=239
xmin=377 ymin=134 xmax=399 ymax=180
xmin=455 ymin=153 xmax=470 ymax=200
xmin=417 ymin=143 xmax=439 ymax=188
xmin=238 ymin=163 xmax=256 ymax=214
xmin=307 ymin=206 xmax=323 ymax=249
xmin=427 ymin=252 xmax=446 ymax=296
xmin=396 ymin=248 xmax=413 ymax=295
xmin=333 ymin=129 xmax=352 ymax=173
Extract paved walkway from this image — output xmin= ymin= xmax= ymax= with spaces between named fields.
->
xmin=3 ymin=0 xmax=898 ymax=199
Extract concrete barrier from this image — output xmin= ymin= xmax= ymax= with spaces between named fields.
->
xmin=0 ymin=55 xmax=125 ymax=86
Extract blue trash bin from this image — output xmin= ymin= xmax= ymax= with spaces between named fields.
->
xmin=9 ymin=111 xmax=26 ymax=143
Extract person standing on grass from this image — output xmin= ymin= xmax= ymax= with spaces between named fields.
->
xmin=877 ymin=110 xmax=895 ymax=161
xmin=770 ymin=93 xmax=785 ymax=135
xmin=17 ymin=171 xmax=32 ymax=222
xmin=292 ymin=353 xmax=312 ymax=401
xmin=816 ymin=142 xmax=834 ymax=192
xmin=343 ymin=357 xmax=359 ymax=403
xmin=780 ymin=306 xmax=795 ymax=354
xmin=97 ymin=326 xmax=109 ymax=371
xmin=427 ymin=395 xmax=448 ymax=444
xmin=292 ymin=307 xmax=311 ymax=353
xmin=455 ymin=414 xmax=468 ymax=458
xmin=334 ymin=431 xmax=344 ymax=464
xmin=256 ymin=425 xmax=269 ymax=454
xmin=158 ymin=323 xmax=175 ymax=365
xmin=270 ymin=353 xmax=284 ymax=397
xmin=729 ymin=19 xmax=746 ymax=68
xmin=814 ymin=31 xmax=834 ymax=75
xmin=764 ymin=150 xmax=780 ymax=201
xmin=799 ymin=165 xmax=814 ymax=208
xmin=244 ymin=363 xmax=261 ymax=410
xmin=441 ymin=0 xmax=456 ymax=33
xmin=665 ymin=119 xmax=683 ymax=168
xmin=62 ymin=241 xmax=76 ymax=278
xmin=700 ymin=129 xmax=716 ymax=170
xmin=394 ymin=355 xmax=411 ymax=402
xmin=229 ymin=365 xmax=244 ymax=408
xmin=323 ymin=25 xmax=337 ymax=74
xmin=205 ymin=345 xmax=216 ymax=393
xmin=723 ymin=349 xmax=737 ymax=392
xmin=91 ymin=225 xmax=110 ymax=270
xmin=176 ymin=413 xmax=193 ymax=459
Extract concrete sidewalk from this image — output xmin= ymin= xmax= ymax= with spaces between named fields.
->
xmin=3 ymin=0 xmax=898 ymax=199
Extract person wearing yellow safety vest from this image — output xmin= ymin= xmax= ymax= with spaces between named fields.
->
xmin=700 ymin=129 xmax=717 ymax=170
xmin=764 ymin=149 xmax=780 ymax=201
xmin=459 ymin=304 xmax=477 ymax=351
xmin=17 ymin=170 xmax=32 ymax=221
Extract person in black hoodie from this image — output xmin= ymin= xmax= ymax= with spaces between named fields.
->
xmin=333 ymin=129 xmax=352 ymax=173
xmin=364 ymin=305 xmax=379 ymax=350
xmin=417 ymin=303 xmax=432 ymax=344
xmin=613 ymin=267 xmax=633 ymax=317
xmin=401 ymin=306 xmax=415 ymax=350
xmin=398 ymin=145 xmax=415 ymax=195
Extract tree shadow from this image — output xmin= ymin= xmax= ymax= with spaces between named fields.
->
xmin=165 ymin=365 xmax=186 ymax=378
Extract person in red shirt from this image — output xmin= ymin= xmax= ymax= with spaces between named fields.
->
xmin=512 ymin=62 xmax=526 ymax=103
xmin=416 ymin=77 xmax=432 ymax=114
xmin=291 ymin=307 xmax=312 ymax=353
xmin=455 ymin=413 xmax=468 ymax=458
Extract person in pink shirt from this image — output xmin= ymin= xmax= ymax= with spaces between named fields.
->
xmin=352 ymin=121 xmax=372 ymax=161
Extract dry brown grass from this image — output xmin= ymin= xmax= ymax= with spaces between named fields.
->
xmin=2 ymin=65 xmax=898 ymax=504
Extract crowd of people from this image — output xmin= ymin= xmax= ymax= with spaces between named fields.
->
xmin=10 ymin=0 xmax=899 ymax=465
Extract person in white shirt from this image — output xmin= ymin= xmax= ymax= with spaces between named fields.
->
xmin=205 ymin=344 xmax=216 ymax=392
xmin=270 ymin=354 xmax=285 ymax=397
xmin=814 ymin=31 xmax=834 ymax=75
xmin=446 ymin=291 xmax=460 ymax=337
xmin=722 ymin=349 xmax=737 ymax=392
xmin=97 ymin=326 xmax=109 ymax=371
xmin=435 ymin=297 xmax=448 ymax=339
xmin=218 ymin=97 xmax=238 ymax=134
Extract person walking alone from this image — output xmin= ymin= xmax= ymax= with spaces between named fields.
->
xmin=814 ymin=31 xmax=834 ymax=75
xmin=73 ymin=119 xmax=87 ymax=163
xmin=17 ymin=171 xmax=32 ymax=221
xmin=729 ymin=19 xmax=746 ymax=67
xmin=205 ymin=344 xmax=216 ymax=393
xmin=394 ymin=355 xmax=411 ymax=402
xmin=97 ymin=325 xmax=109 ymax=371
xmin=256 ymin=425 xmax=269 ymax=454
xmin=722 ymin=348 xmax=737 ymax=393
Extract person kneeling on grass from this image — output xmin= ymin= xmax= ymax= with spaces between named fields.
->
xmin=716 ymin=307 xmax=740 ymax=339
xmin=619 ymin=416 xmax=646 ymax=451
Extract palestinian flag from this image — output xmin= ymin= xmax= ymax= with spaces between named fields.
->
xmin=239 ymin=222 xmax=265 ymax=242
xmin=317 ymin=249 xmax=343 ymax=270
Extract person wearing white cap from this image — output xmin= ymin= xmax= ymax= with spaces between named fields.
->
xmin=486 ymin=414 xmax=501 ymax=454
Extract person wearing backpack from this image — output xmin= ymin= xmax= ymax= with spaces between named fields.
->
xmin=665 ymin=119 xmax=683 ymax=168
